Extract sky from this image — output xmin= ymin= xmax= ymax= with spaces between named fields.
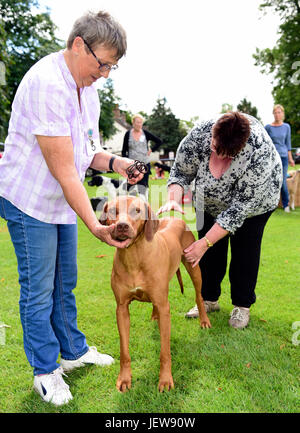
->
xmin=39 ymin=0 xmax=281 ymax=125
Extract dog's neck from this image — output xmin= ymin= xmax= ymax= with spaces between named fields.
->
xmin=125 ymin=227 xmax=146 ymax=250
xmin=116 ymin=227 xmax=157 ymax=271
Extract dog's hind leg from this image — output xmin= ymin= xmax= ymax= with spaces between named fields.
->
xmin=181 ymin=257 xmax=211 ymax=328
xmin=181 ymin=230 xmax=211 ymax=328
xmin=290 ymin=193 xmax=295 ymax=211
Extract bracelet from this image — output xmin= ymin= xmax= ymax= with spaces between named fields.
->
xmin=204 ymin=236 xmax=214 ymax=248
xmin=109 ymin=156 xmax=116 ymax=172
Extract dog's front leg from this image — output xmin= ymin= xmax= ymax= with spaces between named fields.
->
xmin=116 ymin=302 xmax=132 ymax=392
xmin=156 ymin=300 xmax=174 ymax=392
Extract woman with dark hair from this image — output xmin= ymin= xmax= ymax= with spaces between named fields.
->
xmin=158 ymin=112 xmax=282 ymax=329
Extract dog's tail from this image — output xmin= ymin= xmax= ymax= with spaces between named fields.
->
xmin=176 ymin=268 xmax=184 ymax=294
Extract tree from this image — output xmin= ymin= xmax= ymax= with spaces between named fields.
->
xmin=145 ymin=97 xmax=186 ymax=152
xmin=98 ymin=78 xmax=120 ymax=141
xmin=237 ymin=98 xmax=261 ymax=121
xmin=253 ymin=0 xmax=300 ymax=145
xmin=221 ymin=103 xmax=234 ymax=113
xmin=0 ymin=20 xmax=10 ymax=141
xmin=0 ymin=0 xmax=63 ymax=140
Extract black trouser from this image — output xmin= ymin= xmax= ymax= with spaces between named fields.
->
xmin=198 ymin=210 xmax=274 ymax=308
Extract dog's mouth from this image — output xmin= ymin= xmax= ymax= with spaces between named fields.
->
xmin=114 ymin=234 xmax=131 ymax=241
xmin=112 ymin=224 xmax=135 ymax=242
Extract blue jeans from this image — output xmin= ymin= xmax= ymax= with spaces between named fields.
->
xmin=0 ymin=197 xmax=88 ymax=375
xmin=281 ymin=156 xmax=289 ymax=208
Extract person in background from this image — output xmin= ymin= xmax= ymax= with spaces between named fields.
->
xmin=0 ymin=11 xmax=144 ymax=406
xmin=265 ymin=104 xmax=295 ymax=212
xmin=158 ymin=112 xmax=282 ymax=330
xmin=122 ymin=114 xmax=162 ymax=201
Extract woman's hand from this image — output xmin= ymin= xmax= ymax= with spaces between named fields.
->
xmin=91 ymin=222 xmax=131 ymax=248
xmin=289 ymin=157 xmax=295 ymax=167
xmin=156 ymin=200 xmax=185 ymax=216
xmin=114 ymin=157 xmax=145 ymax=184
xmin=184 ymin=239 xmax=209 ymax=268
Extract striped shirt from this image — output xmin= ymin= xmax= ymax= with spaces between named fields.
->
xmin=0 ymin=50 xmax=101 ymax=224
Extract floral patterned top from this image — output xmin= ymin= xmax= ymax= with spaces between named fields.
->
xmin=168 ymin=114 xmax=282 ymax=233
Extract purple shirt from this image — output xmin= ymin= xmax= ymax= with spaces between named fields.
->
xmin=0 ymin=51 xmax=101 ymax=224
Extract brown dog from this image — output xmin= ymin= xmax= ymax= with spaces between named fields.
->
xmin=100 ymin=196 xmax=211 ymax=392
xmin=287 ymin=169 xmax=300 ymax=210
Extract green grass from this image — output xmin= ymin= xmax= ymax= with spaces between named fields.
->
xmin=0 ymin=171 xmax=299 ymax=413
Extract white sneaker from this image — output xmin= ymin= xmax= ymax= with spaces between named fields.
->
xmin=33 ymin=367 xmax=73 ymax=406
xmin=185 ymin=301 xmax=220 ymax=318
xmin=284 ymin=206 xmax=290 ymax=213
xmin=229 ymin=306 xmax=250 ymax=329
xmin=60 ymin=346 xmax=114 ymax=372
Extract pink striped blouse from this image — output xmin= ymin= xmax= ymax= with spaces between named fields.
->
xmin=0 ymin=50 xmax=101 ymax=224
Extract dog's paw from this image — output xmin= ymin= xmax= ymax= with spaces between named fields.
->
xmin=116 ymin=373 xmax=132 ymax=392
xmin=200 ymin=318 xmax=211 ymax=329
xmin=158 ymin=375 xmax=174 ymax=392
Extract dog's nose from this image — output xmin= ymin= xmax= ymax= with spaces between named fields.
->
xmin=117 ymin=222 xmax=129 ymax=232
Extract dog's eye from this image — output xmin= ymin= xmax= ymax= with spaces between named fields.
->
xmin=108 ymin=207 xmax=118 ymax=218
xmin=129 ymin=207 xmax=141 ymax=216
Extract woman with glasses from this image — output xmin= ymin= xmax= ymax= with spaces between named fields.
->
xmin=158 ymin=112 xmax=282 ymax=329
xmin=0 ymin=11 xmax=144 ymax=406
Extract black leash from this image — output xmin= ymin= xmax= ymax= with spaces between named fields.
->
xmin=126 ymin=160 xmax=149 ymax=180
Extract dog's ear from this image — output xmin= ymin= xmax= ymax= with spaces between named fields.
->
xmin=99 ymin=202 xmax=108 ymax=225
xmin=144 ymin=203 xmax=159 ymax=242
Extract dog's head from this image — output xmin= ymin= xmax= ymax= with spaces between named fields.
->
xmin=90 ymin=196 xmax=108 ymax=212
xmin=99 ymin=196 xmax=159 ymax=244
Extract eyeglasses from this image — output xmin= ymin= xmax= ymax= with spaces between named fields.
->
xmin=82 ymin=38 xmax=118 ymax=72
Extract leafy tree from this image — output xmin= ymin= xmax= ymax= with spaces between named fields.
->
xmin=221 ymin=103 xmax=234 ymax=113
xmin=98 ymin=78 xmax=120 ymax=141
xmin=0 ymin=0 xmax=63 ymax=140
xmin=253 ymin=0 xmax=300 ymax=145
xmin=237 ymin=98 xmax=261 ymax=121
xmin=145 ymin=97 xmax=186 ymax=152
xmin=0 ymin=20 xmax=10 ymax=141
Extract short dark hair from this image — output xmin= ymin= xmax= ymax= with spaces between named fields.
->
xmin=212 ymin=111 xmax=250 ymax=157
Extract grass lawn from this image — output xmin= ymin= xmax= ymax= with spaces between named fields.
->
xmin=0 ymin=170 xmax=299 ymax=413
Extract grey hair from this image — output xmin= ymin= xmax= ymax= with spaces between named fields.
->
xmin=67 ymin=10 xmax=127 ymax=60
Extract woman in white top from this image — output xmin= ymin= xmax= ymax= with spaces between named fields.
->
xmin=0 ymin=11 xmax=144 ymax=406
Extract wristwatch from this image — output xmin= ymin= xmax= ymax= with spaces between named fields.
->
xmin=204 ymin=236 xmax=214 ymax=248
